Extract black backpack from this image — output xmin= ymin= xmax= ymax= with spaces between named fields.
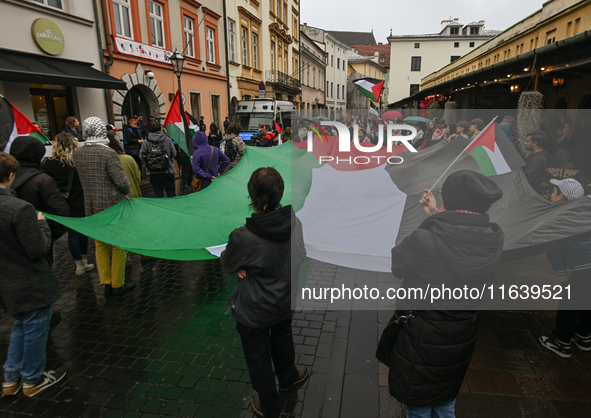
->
xmin=223 ymin=137 xmax=239 ymax=160
xmin=145 ymin=140 xmax=169 ymax=171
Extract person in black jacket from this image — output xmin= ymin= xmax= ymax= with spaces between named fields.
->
xmin=125 ymin=119 xmax=144 ymax=173
xmin=43 ymin=133 xmax=95 ymax=275
xmin=523 ymin=130 xmax=553 ymax=195
xmin=61 ymin=116 xmax=83 ymax=142
xmin=221 ymin=167 xmax=308 ymax=418
xmin=388 ymin=170 xmax=504 ymax=418
xmin=8 ymin=135 xmax=70 ymax=244
xmin=0 ymin=152 xmax=66 ymax=398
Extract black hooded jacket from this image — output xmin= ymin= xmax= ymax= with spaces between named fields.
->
xmin=9 ymin=136 xmax=69 ymax=239
xmin=221 ymin=205 xmax=306 ymax=328
xmin=388 ymin=211 xmax=504 ymax=407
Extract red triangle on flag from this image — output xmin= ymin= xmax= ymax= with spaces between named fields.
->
xmin=466 ymin=123 xmax=495 ymax=153
xmin=371 ymin=81 xmax=385 ymax=102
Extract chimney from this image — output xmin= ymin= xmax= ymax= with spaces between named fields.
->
xmin=454 ymin=17 xmax=459 ymax=22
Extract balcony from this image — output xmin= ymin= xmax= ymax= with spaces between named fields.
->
xmin=265 ymin=70 xmax=301 ymax=91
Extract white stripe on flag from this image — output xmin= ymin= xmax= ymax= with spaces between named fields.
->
xmin=297 ymin=164 xmax=407 ymax=273
xmin=483 ymin=145 xmax=511 ymax=175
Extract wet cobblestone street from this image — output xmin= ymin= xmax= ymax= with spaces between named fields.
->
xmin=1 ymin=233 xmax=590 ymax=417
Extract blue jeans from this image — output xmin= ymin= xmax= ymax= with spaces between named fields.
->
xmin=406 ymin=399 xmax=456 ymax=418
xmin=3 ymin=305 xmax=52 ymax=385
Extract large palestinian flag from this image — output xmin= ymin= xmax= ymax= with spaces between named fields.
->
xmin=44 ymin=123 xmax=591 ymax=272
xmin=353 ymin=78 xmax=385 ymax=102
xmin=163 ymin=91 xmax=194 ymax=157
xmin=0 ymin=97 xmax=49 ymax=152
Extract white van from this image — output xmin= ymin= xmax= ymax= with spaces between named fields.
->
xmin=231 ymin=99 xmax=295 ymax=143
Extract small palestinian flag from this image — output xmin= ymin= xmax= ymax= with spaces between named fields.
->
xmin=274 ymin=120 xmax=283 ymax=145
xmin=163 ymin=91 xmax=194 ymax=157
xmin=185 ymin=111 xmax=198 ymax=139
xmin=353 ymin=78 xmax=385 ymax=102
xmin=0 ymin=97 xmax=49 ymax=153
xmin=464 ymin=120 xmax=524 ymax=176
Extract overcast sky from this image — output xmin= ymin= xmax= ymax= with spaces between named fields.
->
xmin=300 ymin=0 xmax=546 ymax=44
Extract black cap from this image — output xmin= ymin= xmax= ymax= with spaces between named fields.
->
xmin=136 ymin=112 xmax=143 ymax=116
xmin=442 ymin=170 xmax=503 ymax=213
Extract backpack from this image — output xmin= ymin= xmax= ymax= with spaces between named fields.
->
xmin=223 ymin=137 xmax=239 ymax=160
xmin=145 ymin=140 xmax=169 ymax=172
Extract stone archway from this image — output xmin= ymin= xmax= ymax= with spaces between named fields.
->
xmin=111 ymin=63 xmax=166 ymax=129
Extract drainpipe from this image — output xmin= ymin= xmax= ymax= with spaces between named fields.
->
xmin=222 ymin=0 xmax=232 ymax=117
xmin=97 ymin=0 xmax=116 ymax=124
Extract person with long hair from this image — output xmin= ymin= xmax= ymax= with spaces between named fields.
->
xmin=221 ymin=167 xmax=308 ymax=418
xmin=61 ymin=116 xmax=83 ymax=142
xmin=43 ymin=133 xmax=94 ymax=275
xmin=107 ymin=133 xmax=142 ymax=198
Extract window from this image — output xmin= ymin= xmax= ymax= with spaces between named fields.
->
xmin=241 ymin=27 xmax=248 ymax=66
xmin=284 ymin=49 xmax=288 ymax=74
xmin=277 ymin=0 xmax=281 ymax=19
xmin=450 ymin=56 xmax=460 ymax=63
xmin=271 ymin=42 xmax=275 ymax=73
xmin=252 ymin=33 xmax=258 ymax=69
xmin=454 ymin=42 xmax=459 ymax=48
xmin=337 ymin=83 xmax=339 ymax=99
xmin=414 ymin=43 xmax=420 ymax=49
xmin=206 ymin=27 xmax=215 ymax=64
xmin=33 ymin=0 xmax=62 ymax=9
xmin=410 ymin=84 xmax=420 ymax=96
xmin=190 ymin=93 xmax=201 ymax=120
xmin=306 ymin=66 xmax=309 ymax=86
xmin=331 ymin=82 xmax=333 ymax=98
xmin=149 ymin=1 xmax=165 ymax=48
xmin=228 ymin=19 xmax=236 ymax=62
xmin=470 ymin=27 xmax=479 ymax=35
xmin=469 ymin=42 xmax=475 ymax=47
xmin=283 ymin=2 xmax=287 ymax=23
xmin=337 ymin=57 xmax=340 ymax=69
xmin=113 ymin=0 xmax=132 ymax=38
xmin=183 ymin=17 xmax=194 ymax=58
xmin=410 ymin=56 xmax=421 ymax=71
xmin=342 ymin=85 xmax=345 ymax=99
xmin=312 ymin=68 xmax=316 ymax=88
xmin=270 ymin=0 xmax=273 ymax=13
xmin=327 ymin=81 xmax=329 ymax=95
xmin=331 ymin=55 xmax=333 ymax=67
xmin=380 ymin=57 xmax=385 ymax=62
xmin=211 ymin=95 xmax=220 ymax=128
xmin=293 ymin=18 xmax=298 ymax=39
xmin=450 ymin=27 xmax=459 ymax=35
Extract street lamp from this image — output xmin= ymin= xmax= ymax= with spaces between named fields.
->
xmin=169 ymin=50 xmax=185 ymax=110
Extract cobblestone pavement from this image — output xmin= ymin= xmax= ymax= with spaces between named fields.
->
xmin=1 ymin=228 xmax=590 ymax=417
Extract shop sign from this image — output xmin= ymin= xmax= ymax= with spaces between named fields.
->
xmin=114 ymin=36 xmax=173 ymax=64
xmin=32 ymin=18 xmax=65 ymax=55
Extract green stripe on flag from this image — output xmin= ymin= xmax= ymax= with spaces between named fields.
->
xmin=30 ymin=131 xmax=50 ymax=144
xmin=467 ymin=146 xmax=498 ymax=176
xmin=165 ymin=123 xmax=190 ymax=157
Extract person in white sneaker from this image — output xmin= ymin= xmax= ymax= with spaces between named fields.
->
xmin=0 ymin=152 xmax=66 ymax=398
xmin=539 ymin=178 xmax=591 ymax=358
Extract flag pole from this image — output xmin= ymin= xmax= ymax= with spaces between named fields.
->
xmin=428 ymin=116 xmax=498 ymax=192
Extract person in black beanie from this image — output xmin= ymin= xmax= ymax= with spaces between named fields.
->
xmin=387 ymin=170 xmax=505 ymax=418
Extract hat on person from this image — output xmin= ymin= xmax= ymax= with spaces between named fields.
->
xmin=150 ymin=115 xmax=155 ymax=118
xmin=129 ymin=119 xmax=137 ymax=123
xmin=136 ymin=112 xmax=143 ymax=117
xmin=442 ymin=170 xmax=503 ymax=213
xmin=503 ymin=116 xmax=516 ymax=121
xmin=106 ymin=124 xmax=119 ymax=131
xmin=550 ymin=178 xmax=585 ymax=200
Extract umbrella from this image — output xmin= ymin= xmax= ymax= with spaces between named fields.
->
xmin=312 ymin=116 xmax=331 ymax=122
xmin=404 ymin=116 xmax=431 ymax=124
xmin=382 ymin=110 xmax=403 ymax=120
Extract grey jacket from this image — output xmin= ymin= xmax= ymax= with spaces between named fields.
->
xmin=0 ymin=188 xmax=60 ymax=314
xmin=73 ymin=143 xmax=130 ymax=216
xmin=139 ymin=131 xmax=177 ymax=175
